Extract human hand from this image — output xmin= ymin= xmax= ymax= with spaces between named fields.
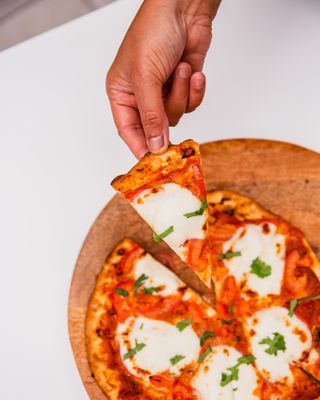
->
xmin=106 ymin=0 xmax=221 ymax=158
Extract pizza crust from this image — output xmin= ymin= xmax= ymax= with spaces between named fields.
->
xmin=85 ymin=238 xmax=137 ymax=400
xmin=111 ymin=139 xmax=199 ymax=193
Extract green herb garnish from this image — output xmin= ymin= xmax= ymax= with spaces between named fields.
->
xmin=288 ymin=299 xmax=298 ymax=317
xmin=221 ymin=319 xmax=233 ymax=326
xmin=184 ymin=199 xmax=208 ymax=218
xmin=198 ymin=346 xmax=212 ymax=363
xmin=220 ymin=355 xmax=256 ymax=387
xmin=218 ymin=251 xmax=242 ymax=260
xmin=134 ymin=273 xmax=148 ymax=294
xmin=250 ymin=257 xmax=272 ymax=278
xmin=115 ymin=288 xmax=129 ymax=297
xmin=176 ymin=319 xmax=192 ymax=332
xmin=143 ymin=287 xmax=160 ymax=294
xmin=170 ymin=354 xmax=186 ymax=366
xmin=228 ymin=302 xmax=234 ymax=315
xmin=200 ymin=331 xmax=215 ymax=346
xmin=259 ymin=332 xmax=286 ymax=356
xmin=153 ymin=226 xmax=174 ymax=243
xmin=123 ymin=340 xmax=146 ymax=360
xmin=139 ymin=323 xmax=144 ymax=330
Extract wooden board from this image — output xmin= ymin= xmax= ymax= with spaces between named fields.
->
xmin=68 ymin=139 xmax=320 ymax=399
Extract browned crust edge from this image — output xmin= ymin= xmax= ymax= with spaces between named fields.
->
xmin=111 ymin=139 xmax=199 ymax=193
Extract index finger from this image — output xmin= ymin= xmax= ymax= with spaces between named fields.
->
xmin=109 ymin=101 xmax=148 ymax=159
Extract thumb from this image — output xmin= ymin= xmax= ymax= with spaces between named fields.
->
xmin=133 ymin=77 xmax=169 ymax=154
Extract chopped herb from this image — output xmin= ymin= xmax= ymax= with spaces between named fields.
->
xmin=237 ymin=355 xmax=256 ymax=365
xmin=143 ymin=286 xmax=160 ymax=294
xmin=250 ymin=257 xmax=272 ymax=278
xmin=288 ymin=299 xmax=298 ymax=317
xmin=176 ymin=319 xmax=192 ymax=332
xmin=220 ymin=355 xmax=255 ymax=387
xmin=221 ymin=365 xmax=239 ymax=387
xmin=184 ymin=199 xmax=208 ymax=218
xmin=134 ymin=273 xmax=148 ymax=294
xmin=233 ymin=388 xmax=238 ymax=391
xmin=221 ymin=319 xmax=233 ymax=326
xmin=115 ymin=288 xmax=129 ymax=297
xmin=139 ymin=323 xmax=144 ymax=330
xmin=228 ymin=302 xmax=234 ymax=315
xmin=259 ymin=332 xmax=286 ymax=356
xmin=153 ymin=226 xmax=174 ymax=243
xmin=170 ymin=354 xmax=186 ymax=366
xmin=198 ymin=346 xmax=212 ymax=363
xmin=218 ymin=251 xmax=242 ymax=260
xmin=123 ymin=340 xmax=146 ymax=360
xmin=200 ymin=331 xmax=215 ymax=346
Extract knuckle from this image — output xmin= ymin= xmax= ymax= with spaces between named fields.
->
xmin=140 ymin=110 xmax=163 ymax=129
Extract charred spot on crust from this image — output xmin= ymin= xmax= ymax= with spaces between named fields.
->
xmin=117 ymin=248 xmax=126 ymax=256
xmin=91 ymin=372 xmax=95 ymax=378
xmin=305 ymin=179 xmax=310 ymax=184
xmin=181 ymin=146 xmax=196 ymax=158
xmin=136 ymin=168 xmax=144 ymax=172
xmin=220 ymin=197 xmax=231 ymax=204
xmin=224 ymin=208 xmax=235 ymax=216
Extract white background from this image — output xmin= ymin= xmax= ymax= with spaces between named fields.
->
xmin=1 ymin=0 xmax=320 ymax=398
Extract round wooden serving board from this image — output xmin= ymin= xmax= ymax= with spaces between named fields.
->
xmin=68 ymin=139 xmax=320 ymax=399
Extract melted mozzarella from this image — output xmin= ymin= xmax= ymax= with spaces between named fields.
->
xmin=222 ymin=223 xmax=285 ymax=296
xmin=245 ymin=306 xmax=312 ymax=383
xmin=134 ymin=253 xmax=185 ymax=296
xmin=132 ymin=183 xmax=206 ymax=259
xmin=192 ymin=345 xmax=259 ymax=400
xmin=117 ymin=316 xmax=200 ymax=379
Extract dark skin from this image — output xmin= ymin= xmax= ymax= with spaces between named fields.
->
xmin=106 ymin=0 xmax=221 ymax=159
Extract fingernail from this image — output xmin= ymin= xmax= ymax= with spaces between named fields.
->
xmin=148 ymin=135 xmax=164 ymax=151
xmin=178 ymin=67 xmax=191 ymax=79
xmin=195 ymin=77 xmax=205 ymax=90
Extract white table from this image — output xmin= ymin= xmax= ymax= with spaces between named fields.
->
xmin=1 ymin=0 xmax=320 ymax=398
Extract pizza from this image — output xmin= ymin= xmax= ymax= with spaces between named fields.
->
xmin=111 ymin=140 xmax=212 ymax=287
xmin=85 ymin=141 xmax=320 ymax=399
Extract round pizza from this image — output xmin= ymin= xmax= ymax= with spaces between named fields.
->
xmin=86 ymin=141 xmax=320 ymax=399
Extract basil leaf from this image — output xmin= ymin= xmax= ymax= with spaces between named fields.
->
xmin=184 ymin=199 xmax=208 ymax=218
xmin=288 ymin=299 xmax=298 ymax=317
xmin=143 ymin=287 xmax=160 ymax=294
xmin=123 ymin=340 xmax=146 ymax=360
xmin=153 ymin=226 xmax=174 ymax=243
xmin=220 ymin=365 xmax=239 ymax=387
xmin=176 ymin=319 xmax=192 ymax=332
xmin=198 ymin=346 xmax=212 ymax=363
xmin=221 ymin=319 xmax=233 ymax=326
xmin=218 ymin=251 xmax=242 ymax=260
xmin=134 ymin=273 xmax=148 ymax=294
xmin=170 ymin=354 xmax=186 ymax=366
xmin=228 ymin=302 xmax=234 ymax=315
xmin=200 ymin=331 xmax=215 ymax=346
xmin=115 ymin=288 xmax=129 ymax=297
xmin=220 ymin=354 xmax=255 ymax=387
xmin=259 ymin=332 xmax=286 ymax=356
xmin=250 ymin=257 xmax=272 ymax=278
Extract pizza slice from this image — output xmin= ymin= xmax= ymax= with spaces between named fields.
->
xmin=111 ymin=140 xmax=212 ymax=287
xmin=207 ymin=190 xmax=320 ymax=318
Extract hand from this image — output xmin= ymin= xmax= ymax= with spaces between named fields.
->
xmin=106 ymin=0 xmax=221 ymax=158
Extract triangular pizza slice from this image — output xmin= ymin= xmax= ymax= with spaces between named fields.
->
xmin=111 ymin=140 xmax=212 ymax=287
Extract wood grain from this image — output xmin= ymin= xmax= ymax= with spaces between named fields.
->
xmin=68 ymin=139 xmax=320 ymax=399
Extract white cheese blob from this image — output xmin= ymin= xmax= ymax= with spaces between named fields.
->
xmin=132 ymin=183 xmax=206 ymax=259
xmin=222 ymin=223 xmax=285 ymax=297
xmin=245 ymin=306 xmax=312 ymax=383
xmin=192 ymin=345 xmax=259 ymax=400
xmin=134 ymin=253 xmax=185 ymax=296
xmin=117 ymin=316 xmax=200 ymax=379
